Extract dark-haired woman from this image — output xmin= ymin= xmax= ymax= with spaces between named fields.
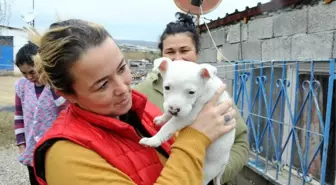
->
xmin=135 ymin=12 xmax=249 ymax=185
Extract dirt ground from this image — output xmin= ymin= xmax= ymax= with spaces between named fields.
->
xmin=0 ymin=76 xmax=21 ymax=147
xmin=0 ymin=76 xmax=19 ymax=106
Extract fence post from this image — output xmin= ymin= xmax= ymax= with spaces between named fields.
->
xmin=320 ymin=59 xmax=335 ymax=185
xmin=233 ymin=61 xmax=238 ymax=104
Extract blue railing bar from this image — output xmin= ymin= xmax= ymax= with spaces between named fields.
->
xmin=310 ymin=89 xmax=325 ymax=132
xmin=240 ymin=72 xmax=259 ymax=146
xmin=276 ymin=61 xmax=286 ymax=179
xmin=230 ymin=60 xmax=331 ymax=75
xmin=320 ymin=59 xmax=335 ymax=185
xmin=242 ymin=75 xmax=260 ymax=148
xmin=277 ymin=70 xmax=307 ymax=179
xmin=261 ymin=62 xmax=270 ymax=174
xmin=302 ymin=61 xmax=315 ymax=185
xmin=294 ymin=61 xmax=300 ymax=128
xmin=236 ymin=83 xmax=243 ymax=106
xmin=244 ymin=112 xmax=324 ymax=136
xmin=233 ymin=61 xmax=238 ymax=104
xmin=256 ymin=63 xmax=263 ymax=163
xmin=251 ymin=86 xmax=261 ymax=113
xmin=270 ymin=89 xmax=284 ymax=125
xmin=289 ymin=60 xmax=299 ymax=185
xmin=304 ymin=140 xmax=323 ymax=178
xmin=283 ymin=86 xmax=296 ymax=123
xmin=283 ymin=84 xmax=308 ymax=172
xmin=241 ymin=63 xmax=246 ymax=118
xmin=288 ymin=133 xmax=295 ymax=185
xmin=294 ymin=91 xmax=310 ymax=126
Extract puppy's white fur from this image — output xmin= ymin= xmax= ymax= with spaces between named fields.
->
xmin=139 ymin=57 xmax=236 ymax=185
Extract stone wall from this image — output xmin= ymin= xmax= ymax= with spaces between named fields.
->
xmin=198 ymin=1 xmax=336 ymax=184
xmin=199 ymin=1 xmax=336 ymax=65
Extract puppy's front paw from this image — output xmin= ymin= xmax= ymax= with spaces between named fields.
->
xmin=139 ymin=137 xmax=162 ymax=147
xmin=154 ymin=116 xmax=165 ymax=126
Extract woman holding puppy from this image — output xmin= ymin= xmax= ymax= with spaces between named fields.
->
xmin=135 ymin=12 xmax=249 ymax=185
xmin=29 ymin=19 xmax=236 ymax=185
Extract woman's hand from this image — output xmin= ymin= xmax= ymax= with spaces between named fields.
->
xmin=18 ymin=144 xmax=26 ymax=154
xmin=190 ymin=85 xmax=236 ymax=142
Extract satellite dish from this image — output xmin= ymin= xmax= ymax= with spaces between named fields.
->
xmin=173 ymin=0 xmax=222 ymax=15
xmin=21 ymin=11 xmax=36 ymax=24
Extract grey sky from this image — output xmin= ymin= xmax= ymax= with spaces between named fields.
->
xmin=6 ymin=0 xmax=270 ymax=42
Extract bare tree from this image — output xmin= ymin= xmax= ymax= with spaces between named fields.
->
xmin=0 ymin=0 xmax=11 ymax=35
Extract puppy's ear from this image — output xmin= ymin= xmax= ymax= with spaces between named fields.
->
xmin=199 ymin=63 xmax=217 ymax=79
xmin=153 ymin=57 xmax=171 ymax=74
xmin=159 ymin=60 xmax=168 ymax=72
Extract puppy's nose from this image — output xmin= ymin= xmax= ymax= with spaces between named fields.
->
xmin=169 ymin=106 xmax=180 ymax=113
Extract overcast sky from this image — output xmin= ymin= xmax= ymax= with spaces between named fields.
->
xmin=5 ymin=0 xmax=270 ymax=42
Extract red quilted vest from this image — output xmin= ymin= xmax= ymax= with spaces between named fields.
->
xmin=32 ymin=90 xmax=173 ymax=185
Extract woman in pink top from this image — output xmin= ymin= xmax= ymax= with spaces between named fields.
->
xmin=13 ymin=42 xmax=67 ymax=185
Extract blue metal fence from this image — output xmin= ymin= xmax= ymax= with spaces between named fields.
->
xmin=233 ymin=59 xmax=335 ymax=185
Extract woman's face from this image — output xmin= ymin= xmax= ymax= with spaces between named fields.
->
xmin=65 ymin=38 xmax=133 ymax=117
xmin=18 ymin=63 xmax=39 ymax=84
xmin=162 ymin=33 xmax=198 ymax=62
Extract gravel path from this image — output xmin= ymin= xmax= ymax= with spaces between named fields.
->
xmin=0 ymin=144 xmax=29 ymax=185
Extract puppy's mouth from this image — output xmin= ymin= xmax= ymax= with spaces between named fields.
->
xmin=169 ymin=110 xmax=178 ymax=116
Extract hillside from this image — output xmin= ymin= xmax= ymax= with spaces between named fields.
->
xmin=115 ymin=39 xmax=158 ymax=49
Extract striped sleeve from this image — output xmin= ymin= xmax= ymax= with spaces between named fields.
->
xmin=14 ymin=93 xmax=25 ymax=146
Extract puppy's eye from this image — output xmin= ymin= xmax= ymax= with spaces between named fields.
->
xmin=164 ymin=86 xmax=170 ymax=90
xmin=189 ymin=91 xmax=195 ymax=95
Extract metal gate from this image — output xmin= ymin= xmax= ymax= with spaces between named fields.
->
xmin=233 ymin=59 xmax=336 ymax=185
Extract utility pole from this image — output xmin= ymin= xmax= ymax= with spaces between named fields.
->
xmin=32 ymin=0 xmax=35 ymax=27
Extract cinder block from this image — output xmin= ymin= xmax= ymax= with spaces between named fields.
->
xmin=227 ymin=24 xmax=240 ymax=43
xmin=291 ymin=32 xmax=333 ymax=60
xmin=211 ymin=28 xmax=226 ymax=46
xmin=219 ymin=43 xmax=240 ymax=61
xmin=216 ymin=63 xmax=235 ymax=82
xmin=273 ymin=8 xmax=308 ymax=37
xmin=227 ymin=22 xmax=247 ymax=44
xmin=200 ymin=33 xmax=211 ymax=49
xmin=308 ymin=1 xmax=336 ymax=33
xmin=262 ymin=37 xmax=291 ymax=61
xmin=198 ymin=49 xmax=205 ymax=63
xmin=248 ymin=17 xmax=273 ymax=41
xmin=202 ymin=48 xmax=217 ymax=63
xmin=242 ymin=41 xmax=262 ymax=60
xmin=242 ymin=23 xmax=248 ymax=42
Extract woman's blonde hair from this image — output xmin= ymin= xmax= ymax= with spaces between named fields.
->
xmin=25 ymin=19 xmax=111 ymax=94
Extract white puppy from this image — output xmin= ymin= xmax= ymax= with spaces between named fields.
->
xmin=139 ymin=57 xmax=236 ymax=185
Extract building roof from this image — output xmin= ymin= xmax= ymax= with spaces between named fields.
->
xmin=198 ymin=0 xmax=332 ymax=32
xmin=0 ymin=25 xmax=24 ymax=31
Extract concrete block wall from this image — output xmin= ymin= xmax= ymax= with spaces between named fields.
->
xmin=199 ymin=1 xmax=336 ymax=184
xmin=199 ymin=1 xmax=336 ymax=64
